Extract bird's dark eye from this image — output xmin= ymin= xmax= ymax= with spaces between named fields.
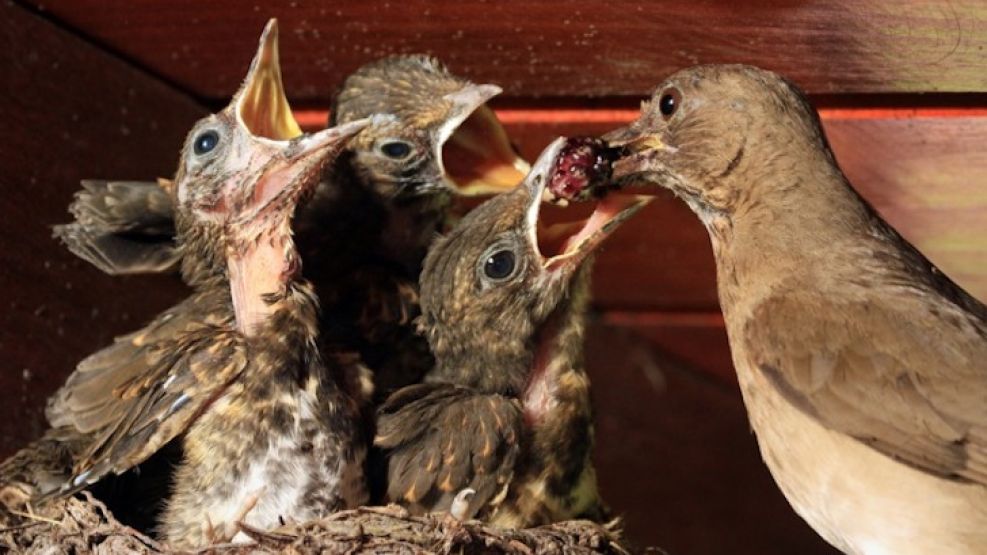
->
xmin=483 ymin=250 xmax=516 ymax=281
xmin=193 ymin=130 xmax=220 ymax=155
xmin=380 ymin=140 xmax=412 ymax=159
xmin=659 ymin=88 xmax=681 ymax=119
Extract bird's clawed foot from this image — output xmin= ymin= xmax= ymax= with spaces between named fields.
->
xmin=202 ymin=489 xmax=264 ymax=546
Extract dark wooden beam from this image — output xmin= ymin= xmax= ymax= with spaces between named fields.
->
xmin=0 ymin=3 xmax=205 ymax=457
xmin=25 ymin=0 xmax=987 ymax=102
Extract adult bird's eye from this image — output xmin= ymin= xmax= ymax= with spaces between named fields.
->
xmin=483 ymin=250 xmax=517 ymax=281
xmin=659 ymin=87 xmax=681 ymax=119
xmin=380 ymin=140 xmax=412 ymax=159
xmin=193 ymin=130 xmax=220 ymax=155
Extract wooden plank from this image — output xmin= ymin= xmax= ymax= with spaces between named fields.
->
xmin=26 ymin=0 xmax=987 ymax=101
xmin=585 ymin=322 xmax=837 ymax=554
xmin=0 ymin=3 xmax=204 ymax=458
xmin=826 ymin=116 xmax=987 ymax=301
xmin=601 ymin=311 xmax=736 ymax=385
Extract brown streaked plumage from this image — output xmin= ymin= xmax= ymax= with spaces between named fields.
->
xmin=16 ymin=20 xmax=369 ymax=549
xmin=53 ymin=55 xmax=528 ymax=403
xmin=607 ymin=64 xmax=987 ymax=554
xmin=376 ymin=139 xmax=647 ymax=526
xmin=54 ymin=179 xmax=179 ymax=275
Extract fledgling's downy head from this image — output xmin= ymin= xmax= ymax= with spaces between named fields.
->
xmin=171 ymin=20 xmax=367 ymax=283
xmin=605 ymin=65 xmax=838 ymax=221
xmin=330 ymin=55 xmax=529 ymax=200
xmin=418 ymin=138 xmax=648 ymax=386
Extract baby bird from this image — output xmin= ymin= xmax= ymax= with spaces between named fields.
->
xmin=376 ymin=139 xmax=647 ymax=526
xmin=41 ymin=21 xmax=369 ymax=548
xmin=54 ymin=55 xmax=528 ymax=402
xmin=607 ymin=64 xmax=987 ymax=555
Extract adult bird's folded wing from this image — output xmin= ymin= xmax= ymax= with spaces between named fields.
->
xmin=375 ymin=382 xmax=523 ymax=517
xmin=53 ymin=180 xmax=179 ymax=275
xmin=744 ymin=291 xmax=987 ymax=485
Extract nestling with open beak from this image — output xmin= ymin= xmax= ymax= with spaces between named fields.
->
xmin=375 ymin=138 xmax=647 ymax=526
xmin=13 ymin=21 xmax=369 ymax=548
xmin=307 ymin=54 xmax=530 ymax=401
xmin=53 ymin=55 xmax=528 ymax=404
xmin=607 ymin=64 xmax=987 ymax=554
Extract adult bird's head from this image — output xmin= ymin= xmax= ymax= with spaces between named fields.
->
xmin=605 ymin=65 xmax=837 ymax=226
xmin=172 ymin=20 xmax=366 ymax=282
xmin=418 ymin=138 xmax=648 ymax=389
xmin=330 ymin=55 xmax=529 ymax=201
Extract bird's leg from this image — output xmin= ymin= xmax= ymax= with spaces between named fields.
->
xmin=202 ymin=488 xmax=264 ymax=545
xmin=202 ymin=515 xmax=220 ymax=545
xmin=232 ymin=489 xmax=263 ymax=526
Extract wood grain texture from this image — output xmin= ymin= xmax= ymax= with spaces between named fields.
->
xmin=24 ymin=0 xmax=987 ymax=101
xmin=0 ymin=3 xmax=203 ymax=458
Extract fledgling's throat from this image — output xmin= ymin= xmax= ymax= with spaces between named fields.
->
xmin=522 ymin=286 xmax=588 ymax=425
xmin=228 ymin=223 xmax=302 ymax=336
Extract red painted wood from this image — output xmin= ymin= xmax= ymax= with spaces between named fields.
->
xmin=586 ymin=322 xmax=837 ymax=554
xmin=25 ymin=0 xmax=987 ymax=102
xmin=603 ymin=311 xmax=736 ymax=385
xmin=0 ymin=3 xmax=204 ymax=458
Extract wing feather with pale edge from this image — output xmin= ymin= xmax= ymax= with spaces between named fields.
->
xmin=375 ymin=382 xmax=523 ymax=517
xmin=43 ymin=295 xmax=246 ymax=499
xmin=52 ymin=180 xmax=179 ymax=275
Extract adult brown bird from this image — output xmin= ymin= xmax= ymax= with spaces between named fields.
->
xmin=606 ymin=64 xmax=987 ymax=554
xmin=17 ymin=21 xmax=369 ymax=549
xmin=375 ymin=138 xmax=648 ymax=526
xmin=53 ymin=55 xmax=527 ymax=402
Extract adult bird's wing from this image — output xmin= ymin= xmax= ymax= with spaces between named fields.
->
xmin=375 ymin=382 xmax=523 ymax=517
xmin=53 ymin=180 xmax=179 ymax=275
xmin=744 ymin=291 xmax=987 ymax=484
xmin=42 ymin=293 xmax=247 ymax=499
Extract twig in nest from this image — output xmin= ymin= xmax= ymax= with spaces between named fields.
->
xmin=3 ymin=494 xmax=633 ymax=554
xmin=8 ymin=508 xmax=62 ymax=526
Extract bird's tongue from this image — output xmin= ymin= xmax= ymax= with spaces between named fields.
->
xmin=537 ymin=193 xmax=645 ymax=264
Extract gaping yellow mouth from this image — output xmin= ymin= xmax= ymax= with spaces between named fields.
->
xmin=235 ymin=19 xmax=303 ymax=141
xmin=441 ymin=102 xmax=530 ymax=195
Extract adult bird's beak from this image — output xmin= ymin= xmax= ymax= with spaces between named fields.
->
xmin=523 ymin=138 xmax=650 ymax=276
xmin=234 ymin=18 xmax=303 ymax=142
xmin=602 ymin=125 xmax=671 ymax=186
xmin=438 ymin=84 xmax=531 ymax=195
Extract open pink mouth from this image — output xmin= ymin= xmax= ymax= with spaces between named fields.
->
xmin=536 ymin=189 xmax=648 ymax=271
xmin=528 ymin=136 xmax=646 ymax=270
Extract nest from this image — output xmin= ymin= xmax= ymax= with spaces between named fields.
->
xmin=0 ymin=493 xmax=631 ymax=554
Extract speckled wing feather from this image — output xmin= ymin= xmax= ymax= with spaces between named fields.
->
xmin=42 ymin=291 xmax=247 ymax=498
xmin=375 ymin=383 xmax=523 ymax=517
xmin=744 ymin=291 xmax=987 ymax=484
xmin=53 ymin=180 xmax=179 ymax=275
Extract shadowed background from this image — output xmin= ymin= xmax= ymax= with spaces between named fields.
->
xmin=3 ymin=1 xmax=987 ymax=552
